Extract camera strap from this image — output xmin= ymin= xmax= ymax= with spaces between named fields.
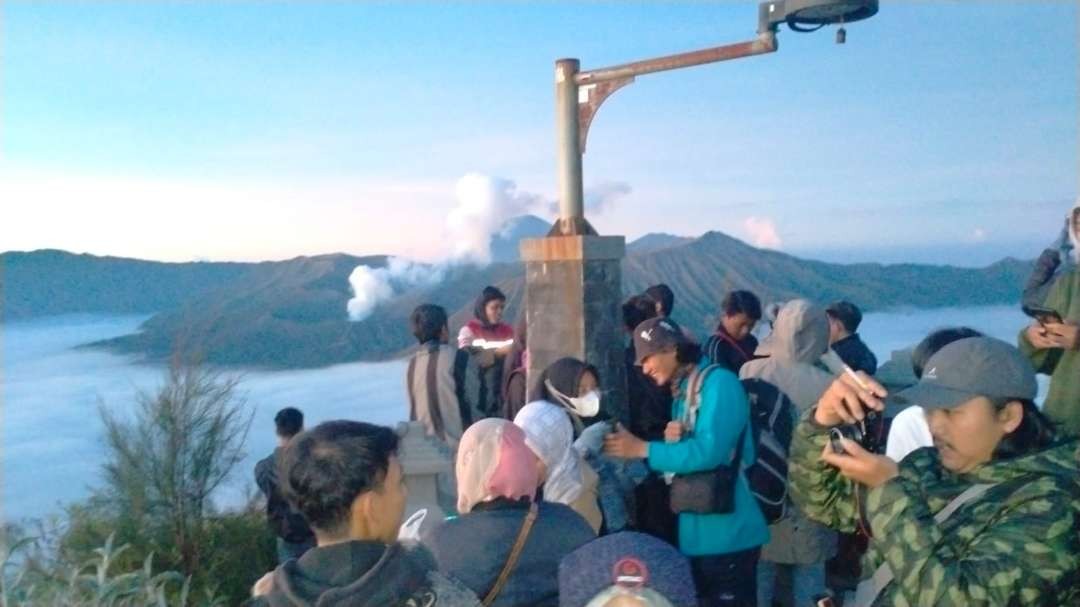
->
xmin=851 ymin=482 xmax=997 ymax=607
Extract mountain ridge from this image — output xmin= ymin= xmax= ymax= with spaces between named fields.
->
xmin=2 ymin=230 xmax=1033 ymax=368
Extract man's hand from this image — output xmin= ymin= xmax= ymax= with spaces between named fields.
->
xmin=1026 ymin=322 xmax=1060 ymax=350
xmin=495 ymin=344 xmax=514 ymax=357
xmin=1045 ymin=321 xmax=1080 ymax=351
xmin=603 ymin=423 xmax=648 ymax=460
xmin=820 ymin=438 xmax=899 ymax=489
xmin=663 ymin=421 xmax=684 ymax=443
xmin=813 ymin=372 xmax=887 ymax=427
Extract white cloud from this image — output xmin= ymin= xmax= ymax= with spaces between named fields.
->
xmin=742 ymin=216 xmax=783 ymax=249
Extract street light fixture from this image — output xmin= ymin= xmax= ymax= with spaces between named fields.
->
xmin=550 ymin=0 xmax=878 ymax=236
xmin=523 ymin=0 xmax=879 ymax=424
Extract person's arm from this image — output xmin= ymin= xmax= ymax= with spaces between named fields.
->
xmin=1019 ymin=275 xmax=1073 ymax=372
xmin=1022 ymin=248 xmax=1062 ymax=309
xmin=866 ymin=473 xmax=1080 ymax=606
xmin=456 ymin=325 xmax=474 ymax=349
xmin=254 ymin=457 xmax=274 ymax=498
xmin=787 ymin=412 xmax=859 ymax=533
xmin=646 ymin=371 xmax=746 ymax=474
xmin=452 ymin=349 xmax=476 ymax=427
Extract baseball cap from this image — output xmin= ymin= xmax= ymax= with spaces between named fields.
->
xmin=632 ymin=317 xmax=687 ymax=366
xmin=893 ymin=336 xmax=1037 ymax=410
xmin=559 ymin=532 xmax=696 ymax=607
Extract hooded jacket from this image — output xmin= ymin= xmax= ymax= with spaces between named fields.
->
xmin=406 ymin=341 xmax=481 ymax=451
xmin=457 ymin=287 xmax=514 ymax=417
xmin=458 ymin=287 xmax=514 ymax=349
xmin=531 ymin=357 xmax=600 ymax=433
xmin=790 ymin=417 xmax=1080 ymax=606
xmin=646 ymin=360 xmax=769 ymax=557
xmin=246 ymin=541 xmax=480 ymax=607
xmin=1023 ymin=200 xmax=1079 ymax=310
xmin=739 ymin=299 xmax=837 ymax=565
xmin=1018 ymin=204 xmax=1080 ymax=435
xmin=424 ymin=500 xmax=595 ymax=607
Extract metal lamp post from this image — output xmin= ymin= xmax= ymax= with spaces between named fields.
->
xmin=525 ymin=0 xmax=879 ymax=421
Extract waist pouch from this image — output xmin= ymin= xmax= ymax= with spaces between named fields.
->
xmin=669 ymin=465 xmax=737 ymax=514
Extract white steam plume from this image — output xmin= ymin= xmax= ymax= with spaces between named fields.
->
xmin=547 ymin=181 xmax=632 ymax=216
xmin=743 ymin=216 xmax=783 ymax=249
xmin=347 ymin=257 xmax=445 ymax=321
xmin=347 ymin=173 xmax=631 ymax=322
xmin=446 ymin=173 xmax=544 ymax=264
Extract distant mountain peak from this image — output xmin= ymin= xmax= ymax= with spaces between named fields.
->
xmin=490 ymin=215 xmax=552 ymax=262
xmin=628 ymin=232 xmax=695 ymax=255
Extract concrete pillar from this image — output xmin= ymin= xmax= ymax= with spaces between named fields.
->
xmin=520 ymin=235 xmax=628 ymax=423
xmin=397 ymin=421 xmax=454 ymax=537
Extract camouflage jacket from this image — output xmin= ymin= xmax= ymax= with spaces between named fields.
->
xmin=789 ymin=414 xmax=1080 ymax=606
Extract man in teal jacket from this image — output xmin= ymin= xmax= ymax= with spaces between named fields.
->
xmin=606 ymin=317 xmax=769 ymax=607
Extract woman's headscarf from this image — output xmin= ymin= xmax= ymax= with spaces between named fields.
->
xmin=531 ymin=357 xmax=597 ymax=404
xmin=456 ymin=418 xmax=539 ymax=514
xmin=473 ymin=286 xmax=507 ymax=329
xmin=514 ymin=401 xmax=585 ymax=505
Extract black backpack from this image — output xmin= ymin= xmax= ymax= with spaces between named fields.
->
xmin=684 ymin=367 xmax=795 ymax=524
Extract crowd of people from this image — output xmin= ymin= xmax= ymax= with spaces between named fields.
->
xmin=247 ymin=202 xmax=1080 ymax=606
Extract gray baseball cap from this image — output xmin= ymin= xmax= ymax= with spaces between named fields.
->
xmin=633 ymin=317 xmax=687 ymax=365
xmin=893 ymin=336 xmax=1037 ymax=410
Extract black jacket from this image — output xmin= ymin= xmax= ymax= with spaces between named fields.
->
xmin=830 ymin=333 xmax=878 ymax=375
xmin=255 ymin=449 xmax=314 ymax=544
xmin=703 ymin=330 xmax=759 ymax=374
xmin=423 ymin=500 xmax=594 ymax=607
xmin=625 ymin=345 xmax=673 ymax=441
xmin=246 ymin=541 xmax=479 ymax=607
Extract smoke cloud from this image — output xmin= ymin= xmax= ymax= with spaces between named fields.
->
xmin=347 ymin=257 xmax=445 ymax=321
xmin=347 ymin=172 xmax=631 ymax=321
xmin=447 ymin=173 xmax=545 ymax=264
xmin=743 ymin=216 xmax=783 ymax=249
xmin=547 ymin=181 xmax=632 ymax=216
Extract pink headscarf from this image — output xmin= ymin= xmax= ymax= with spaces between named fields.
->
xmin=456 ymin=418 xmax=540 ymax=514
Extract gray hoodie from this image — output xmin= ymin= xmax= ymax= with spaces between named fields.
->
xmin=1023 ymin=199 xmax=1080 ymax=310
xmin=739 ymin=299 xmax=838 ymax=566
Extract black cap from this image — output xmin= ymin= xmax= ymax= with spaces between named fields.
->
xmin=893 ymin=337 xmax=1037 ymax=410
xmin=632 ymin=317 xmax=686 ymax=365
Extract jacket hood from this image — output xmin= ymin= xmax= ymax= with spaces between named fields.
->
xmin=261 ymin=541 xmax=438 ymax=607
xmin=966 ymin=438 xmax=1080 ymax=485
xmin=755 ymin=299 xmax=830 ymax=363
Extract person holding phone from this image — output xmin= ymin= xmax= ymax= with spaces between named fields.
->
xmin=789 ymin=337 xmax=1080 ymax=606
xmin=1019 ymin=200 xmax=1080 ymax=435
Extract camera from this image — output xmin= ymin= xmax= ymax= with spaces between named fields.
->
xmin=829 ymin=410 xmax=884 ymax=454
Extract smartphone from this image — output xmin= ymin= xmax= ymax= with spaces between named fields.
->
xmin=1023 ymin=305 xmax=1063 ymax=325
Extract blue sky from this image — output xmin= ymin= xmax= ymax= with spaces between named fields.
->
xmin=2 ymin=1 xmax=1077 ymax=265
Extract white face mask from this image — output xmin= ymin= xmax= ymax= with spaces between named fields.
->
xmin=545 ymin=380 xmax=602 ymax=418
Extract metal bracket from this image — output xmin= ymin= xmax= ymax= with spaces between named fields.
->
xmin=577 ymin=77 xmax=634 ymax=154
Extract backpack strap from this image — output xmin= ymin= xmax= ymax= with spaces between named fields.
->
xmin=482 ymin=501 xmax=538 ymax=606
xmin=681 ymin=364 xmax=722 ymax=433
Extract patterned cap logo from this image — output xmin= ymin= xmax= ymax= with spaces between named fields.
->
xmin=612 ymin=557 xmax=648 ymax=589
